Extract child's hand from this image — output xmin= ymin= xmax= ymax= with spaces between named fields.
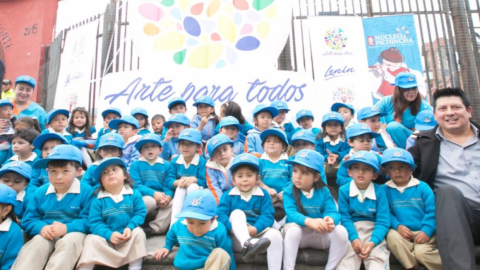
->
xmin=267 ymin=187 xmax=277 ymax=198
xmin=51 ymin=221 xmax=68 ymax=238
xmin=159 ymin=196 xmax=172 ymax=208
xmin=414 ymin=231 xmax=430 ymax=244
xmin=343 ymin=154 xmax=351 ymax=162
xmin=153 ymin=248 xmax=170 ymax=261
xmin=360 ymin=241 xmax=375 ymax=259
xmin=248 ymin=226 xmax=258 ymax=237
xmin=324 ymin=217 xmax=335 ymax=232
xmin=305 ymin=218 xmax=328 ymax=233
xmin=182 ymin=177 xmax=197 ymax=187
xmin=351 ymin=239 xmax=362 ymax=254
xmin=110 ymin=232 xmax=124 ymax=245
xmin=123 ymin=227 xmax=132 ymax=241
xmin=153 ymin=192 xmax=165 ymax=204
xmin=397 ymin=225 xmax=414 ymax=240
xmin=276 ymin=191 xmax=283 ymax=202
xmin=199 ymin=116 xmax=210 ymax=128
xmin=40 ymin=225 xmax=55 ymax=240
xmin=164 ymin=128 xmax=174 ymax=142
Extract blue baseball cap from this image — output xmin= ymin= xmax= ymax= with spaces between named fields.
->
xmin=0 ymin=99 xmax=13 ymax=108
xmin=230 ymin=153 xmax=260 ymax=172
xmin=93 ymin=157 xmax=126 ymax=181
xmin=193 ymin=95 xmax=215 ymax=107
xmin=331 ymin=102 xmax=355 ymax=115
xmin=219 ymin=116 xmax=244 ymax=132
xmin=296 ymin=109 xmax=314 ymax=123
xmin=131 ymin=108 xmax=149 ymax=118
xmin=175 ymin=189 xmax=217 ymax=220
xmin=381 ymin=148 xmax=416 ymax=170
xmin=98 ymin=133 xmax=124 ymax=149
xmin=101 ymin=107 xmax=122 ymax=118
xmin=0 ymin=161 xmax=32 ymax=181
xmin=357 ymin=106 xmax=387 ymax=121
xmin=46 ymin=109 xmax=69 ymax=125
xmin=207 ymin=134 xmax=233 ymax=156
xmin=291 ymin=129 xmax=315 ymax=145
xmin=260 ymin=128 xmax=288 ymax=147
xmin=163 ymin=114 xmax=190 ymax=128
xmin=33 ymin=133 xmax=69 ymax=149
xmin=0 ymin=184 xmax=17 ymax=206
xmin=252 ymin=104 xmax=279 ymax=118
xmin=109 ymin=115 xmax=139 ymax=130
xmin=15 ymin=75 xmax=36 ymax=88
xmin=168 ymin=97 xmax=186 ymax=110
xmin=178 ymin=128 xmax=202 ymax=145
xmin=346 ymin=124 xmax=380 ymax=140
xmin=393 ymin=72 xmax=418 ymax=88
xmin=135 ymin=133 xmax=163 ymax=151
xmin=271 ymin=100 xmax=290 ymax=112
xmin=33 ymin=145 xmax=82 ymax=169
xmin=322 ymin=112 xmax=344 ymax=126
xmin=415 ymin=110 xmax=437 ymax=131
xmin=287 ymin=149 xmax=325 ymax=174
xmin=342 ymin=151 xmax=380 ymax=173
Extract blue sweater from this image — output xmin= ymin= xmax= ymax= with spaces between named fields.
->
xmin=216 ymin=187 xmax=274 ymax=233
xmin=0 ymin=219 xmax=23 ymax=270
xmin=258 ymin=155 xmax=292 ymax=193
xmin=245 ymin=128 xmax=263 ymax=156
xmin=383 ymin=179 xmax=436 ymax=237
xmin=191 ymin=115 xmax=217 ymax=142
xmin=89 ymin=188 xmax=147 ymax=241
xmin=129 ymin=157 xmax=172 ymax=197
xmin=338 ymin=182 xmax=390 ymax=246
xmin=28 ymin=168 xmax=49 ymax=191
xmin=336 ymin=151 xmax=382 ymax=187
xmin=283 ymin=184 xmax=340 ymax=226
xmin=160 ymin=139 xmax=179 ymax=161
xmin=206 ymin=160 xmax=233 ymax=203
xmin=137 ymin=128 xmax=151 ymax=136
xmin=165 ymin=219 xmax=236 ymax=270
xmin=15 ymin=190 xmax=32 ymax=219
xmin=21 ymin=180 xmax=93 ymax=236
xmin=81 ymin=162 xmax=100 ymax=190
xmin=166 ymin=155 xmax=207 ymax=191
xmin=315 ymin=137 xmax=351 ymax=161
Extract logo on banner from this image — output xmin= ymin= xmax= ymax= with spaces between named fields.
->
xmin=324 ymin=28 xmax=348 ymax=50
xmin=332 ymin=86 xmax=356 ymax=103
xmin=371 ymin=25 xmax=414 ymax=47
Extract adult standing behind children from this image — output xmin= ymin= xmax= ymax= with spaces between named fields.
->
xmin=9 ymin=76 xmax=47 ymax=130
xmin=2 ymin=79 xmax=15 ymax=99
xmin=408 ymin=87 xmax=480 ymax=270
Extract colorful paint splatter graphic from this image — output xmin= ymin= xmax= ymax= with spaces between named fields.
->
xmin=324 ymin=28 xmax=347 ymax=50
xmin=332 ymin=86 xmax=355 ymax=103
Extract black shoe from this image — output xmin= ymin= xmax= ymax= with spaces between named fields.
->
xmin=142 ymin=226 xmax=153 ymax=238
xmin=241 ymin=238 xmax=271 ymax=263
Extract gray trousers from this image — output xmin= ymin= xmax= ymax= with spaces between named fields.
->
xmin=436 ymin=185 xmax=480 ymax=270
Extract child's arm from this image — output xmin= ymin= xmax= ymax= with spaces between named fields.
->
xmin=129 ymin=162 xmax=156 ymax=197
xmin=2 ymin=226 xmax=23 ymax=269
xmin=21 ymin=189 xmax=50 ymax=236
xmin=337 ymin=142 xmax=352 ymax=161
xmin=283 ymin=186 xmax=308 ymax=226
xmin=322 ymin=188 xmax=341 ymax=226
xmin=253 ymin=189 xmax=275 ymax=233
xmin=314 ymin=139 xmax=329 ymax=160
xmin=216 ymin=192 xmax=233 ymax=232
xmin=81 ymin=166 xmax=95 ymax=187
xmin=127 ymin=191 xmax=148 ymax=230
xmin=89 ymin=198 xmax=114 ymax=240
xmin=370 ymin=187 xmax=390 ymax=246
xmin=338 ymin=187 xmax=359 ymax=242
xmin=125 ymin=145 xmax=140 ymax=169
xmin=28 ymin=168 xmax=44 ymax=190
xmin=159 ymin=140 xmax=172 ymax=161
xmin=336 ymin=160 xmax=352 ymax=187
xmin=206 ymin=168 xmax=225 ymax=203
xmin=195 ymin=158 xmax=207 ymax=188
xmin=165 ymin=158 xmax=179 ymax=190
xmin=162 ymin=162 xmax=175 ymax=199
xmin=245 ymin=134 xmax=261 ymax=157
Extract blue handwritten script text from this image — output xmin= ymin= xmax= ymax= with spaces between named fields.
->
xmin=324 ymin=65 xmax=355 ymax=80
xmin=104 ymin=77 xmax=175 ymax=105
xmin=246 ymin=79 xmax=306 ymax=102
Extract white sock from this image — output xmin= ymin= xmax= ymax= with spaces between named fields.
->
xmin=77 ymin=263 xmax=95 ymax=270
xmin=170 ymin=184 xmax=200 ymax=228
xmin=128 ymin=258 xmax=143 ymax=270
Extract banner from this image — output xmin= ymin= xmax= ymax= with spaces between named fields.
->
xmin=363 ymin=14 xmax=425 ymax=101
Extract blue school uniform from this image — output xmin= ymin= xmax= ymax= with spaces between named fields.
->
xmin=0 ymin=218 xmax=23 ymax=269
xmin=336 ymin=150 xmax=382 ymax=187
xmin=41 ymin=128 xmax=73 ymax=145
xmin=315 ymin=136 xmax=351 ymax=161
xmin=338 ymin=181 xmax=390 ymax=246
xmin=383 ymin=178 xmax=436 ymax=237
xmin=71 ymin=126 xmax=97 ymax=139
xmin=258 ymin=153 xmax=292 ymax=193
xmin=206 ymin=159 xmax=234 ymax=203
xmin=5 ymin=152 xmax=39 ymax=167
xmin=245 ymin=127 xmax=263 ymax=156
xmin=129 ymin=157 xmax=172 ymax=197
xmin=216 ymin=186 xmax=274 ymax=233
xmin=82 ymin=161 xmax=100 ymax=190
xmin=160 ymin=139 xmax=180 ymax=161
xmin=137 ymin=128 xmax=151 ymax=136
xmin=164 ymin=218 xmax=236 ymax=270
xmin=191 ymin=116 xmax=217 ymax=142
xmin=166 ymin=154 xmax=208 ymax=192
xmin=21 ymin=179 xmax=93 ymax=236
xmin=15 ymin=189 xmax=32 ymax=219
xmin=28 ymin=168 xmax=49 ymax=191
xmin=17 ymin=102 xmax=47 ymax=131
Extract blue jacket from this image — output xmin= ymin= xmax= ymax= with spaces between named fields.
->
xmin=129 ymin=157 xmax=172 ymax=197
xmin=383 ymin=179 xmax=436 ymax=237
xmin=164 ymin=219 xmax=236 ymax=270
xmin=315 ymin=136 xmax=351 ymax=161
xmin=122 ymin=135 xmax=141 ymax=169
xmin=258 ymin=154 xmax=292 ymax=193
xmin=283 ymin=184 xmax=340 ymax=226
xmin=160 ymin=139 xmax=180 ymax=161
xmin=0 ymin=219 xmax=23 ymax=270
xmin=81 ymin=162 xmax=100 ymax=190
xmin=40 ymin=128 xmax=73 ymax=145
xmin=336 ymin=150 xmax=382 ymax=187
xmin=28 ymin=168 xmax=49 ymax=191
xmin=206 ymin=159 xmax=234 ymax=203
xmin=17 ymin=102 xmax=47 ymax=131
xmin=375 ymin=96 xmax=432 ymax=129
xmin=15 ymin=190 xmax=33 ymax=219
xmin=166 ymin=154 xmax=207 ymax=191
xmin=338 ymin=181 xmax=390 ymax=246
xmin=245 ymin=128 xmax=263 ymax=156
xmin=191 ymin=115 xmax=217 ymax=142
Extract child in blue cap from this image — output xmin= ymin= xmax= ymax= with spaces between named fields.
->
xmin=271 ymin=100 xmax=295 ymax=141
xmin=245 ymin=104 xmax=279 ymax=157
xmin=218 ymin=101 xmax=253 ymax=136
xmin=290 ymin=129 xmax=316 ymax=157
xmin=109 ymin=115 xmax=141 ymax=169
xmin=292 ymin=109 xmax=321 ymax=136
xmin=0 ymin=184 xmax=23 ymax=269
xmin=76 ymin=158 xmax=147 ymax=270
xmin=167 ymin=128 xmax=207 ymax=227
xmin=129 ymin=134 xmax=172 ymax=236
xmin=205 ymin=134 xmax=235 ymax=203
xmin=0 ymin=98 xmax=16 ymax=150
xmin=405 ymin=110 xmax=437 ymax=149
xmin=332 ymin=102 xmax=357 ymax=130
xmin=0 ymin=161 xmax=32 ymax=219
xmin=94 ymin=107 xmax=121 ymax=149
xmin=337 ymin=151 xmax=390 ymax=269
xmin=160 ymin=113 xmax=191 ymax=161
xmin=283 ymin=149 xmax=349 ymax=270
xmin=191 ymin=95 xmax=219 ymax=142
xmin=41 ymin=108 xmax=73 ymax=144
xmin=7 ymin=128 xmax=39 ymax=165
xmin=382 ymin=148 xmax=441 ymax=270
xmin=217 ymin=153 xmax=283 ymax=269
xmin=14 ymin=145 xmax=93 ymax=270
xmin=211 ymin=116 xmax=244 ymax=158
xmin=154 ymin=189 xmax=236 ymax=270
xmin=158 ymin=97 xmax=188 ymax=140
xmin=358 ymin=106 xmax=396 ymax=153
xmin=131 ymin=107 xmax=151 ymax=136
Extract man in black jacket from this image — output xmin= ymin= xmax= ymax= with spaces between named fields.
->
xmin=409 ymin=87 xmax=480 ymax=270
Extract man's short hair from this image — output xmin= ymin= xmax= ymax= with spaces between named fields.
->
xmin=433 ymin=87 xmax=471 ymax=110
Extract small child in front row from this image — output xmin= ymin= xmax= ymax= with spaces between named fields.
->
xmin=283 ymin=150 xmax=349 ymax=270
xmin=42 ymin=108 xmax=73 ymax=144
xmin=191 ymin=95 xmax=219 ymax=142
xmin=160 ymin=113 xmax=190 ymax=161
xmin=0 ymin=161 xmax=32 ymax=220
xmin=166 ymin=128 xmax=207 ymax=227
xmin=108 ymin=115 xmax=141 ymax=169
xmin=357 ymin=106 xmax=395 ymax=153
xmin=331 ymin=102 xmax=357 ymax=129
xmin=131 ymin=107 xmax=151 ymax=136
xmin=151 ymin=114 xmax=165 ymax=137
xmin=0 ymin=99 xmax=16 ymax=150
xmin=154 ymin=189 xmax=236 ymax=270
xmin=206 ymin=134 xmax=235 ymax=203
xmin=337 ymin=151 xmax=390 ymax=269
xmin=245 ymin=104 xmax=279 ymax=157
xmin=129 ymin=134 xmax=172 ymax=237
xmin=405 ymin=110 xmax=437 ymax=150
xmin=94 ymin=107 xmax=121 ymax=149
xmin=76 ymin=158 xmax=147 ymax=270
xmin=271 ymin=100 xmax=295 ymax=141
xmin=0 ymin=184 xmax=23 ymax=269
xmin=293 ymin=109 xmax=321 ymax=135
xmin=13 ymin=145 xmax=93 ymax=270
xmin=382 ymin=148 xmax=442 ymax=270
xmin=217 ymin=154 xmax=283 ymax=269
xmin=8 ymin=128 xmax=39 ymax=165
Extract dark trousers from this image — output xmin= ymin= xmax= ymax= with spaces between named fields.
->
xmin=436 ymin=185 xmax=480 ymax=270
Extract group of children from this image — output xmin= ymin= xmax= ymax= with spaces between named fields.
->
xmin=0 ymin=94 xmax=442 ymax=270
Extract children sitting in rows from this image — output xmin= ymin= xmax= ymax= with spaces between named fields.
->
xmin=205 ymin=134 xmax=235 ymax=203
xmin=108 ymin=115 xmax=141 ymax=169
xmin=246 ymin=104 xmax=279 ymax=157
xmin=94 ymin=107 xmax=121 ymax=149
xmin=0 ymin=184 xmax=23 ymax=269
xmin=8 ymin=128 xmax=39 ymax=165
xmin=357 ymin=106 xmax=395 ymax=153
xmin=131 ymin=108 xmax=151 ymax=136
xmin=0 ymin=162 xmax=32 ymax=220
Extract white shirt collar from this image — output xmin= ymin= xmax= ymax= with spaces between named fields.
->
xmin=181 ymin=219 xmax=219 ymax=232
xmin=139 ymin=156 xmax=164 ymax=165
xmin=206 ymin=158 xmax=233 ymax=174
xmin=0 ymin=217 xmax=12 ymax=232
xmin=74 ymin=127 xmax=85 ymax=133
xmin=349 ymin=181 xmax=376 ymax=203
xmin=48 ymin=127 xmax=71 ymax=136
xmin=301 ymin=187 xmax=315 ymax=199
xmin=176 ymin=154 xmax=200 ymax=169
xmin=323 ymin=135 xmax=344 ymax=146
xmin=229 ymin=186 xmax=264 ymax=202
xmin=9 ymin=152 xmax=37 ymax=162
xmin=260 ymin=153 xmax=288 ymax=163
xmin=126 ymin=135 xmax=141 ymax=145
xmin=97 ymin=185 xmax=134 ymax=203
xmin=46 ymin=178 xmax=81 ymax=197
xmin=386 ymin=177 xmax=420 ymax=193
xmin=16 ymin=189 xmax=26 ymax=202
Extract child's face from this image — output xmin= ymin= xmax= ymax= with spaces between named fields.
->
xmin=141 ymin=143 xmax=162 ymax=161
xmin=98 ymin=146 xmax=122 ymax=159
xmin=384 ymin=161 xmax=412 ymax=187
xmin=292 ymin=164 xmax=319 ymax=192
xmin=41 ymin=140 xmax=63 ymax=158
xmin=0 ymin=172 xmax=27 ymax=193
xmin=211 ymin=144 xmax=233 ymax=167
xmin=338 ymin=107 xmax=354 ymax=123
xmin=12 ymin=137 xmax=34 ymax=157
xmin=14 ymin=122 xmax=29 ymax=131
xmin=348 ymin=163 xmax=378 ymax=189
xmin=273 ymin=110 xmax=287 ymax=124
xmin=348 ymin=134 xmax=373 ymax=152
xmin=254 ymin=112 xmax=272 ymax=130
xmin=298 ymin=117 xmax=313 ymax=129
xmin=220 ymin=126 xmax=239 ymax=141
xmin=197 ymin=104 xmax=214 ymax=118
xmin=50 ymin=114 xmax=68 ymax=132
xmin=117 ymin=123 xmax=138 ymax=140
xmin=325 ymin=122 xmax=342 ymax=137
xmin=152 ymin=119 xmax=164 ymax=133
xmin=133 ymin=114 xmax=147 ymax=129
xmin=360 ymin=116 xmax=382 ymax=133
xmin=0 ymin=105 xmax=12 ymax=119
xmin=170 ymin=104 xmax=187 ymax=114
xmin=293 ymin=140 xmax=315 ymax=152
xmin=185 ymin=217 xmax=215 ymax=237
xmin=47 ymin=163 xmax=81 ymax=194
xmin=263 ymin=135 xmax=285 ymax=156
xmin=103 ymin=113 xmax=120 ymax=129
xmin=382 ymin=59 xmax=402 ymax=72
xmin=169 ymin=123 xmax=186 ymax=138
xmin=179 ymin=141 xmax=199 ymax=158
xmin=232 ymin=166 xmax=258 ymax=192
xmin=73 ymin=112 xmax=87 ymax=129
xmin=100 ymin=164 xmax=127 ymax=192
xmin=0 ymin=204 xmax=12 ymax=222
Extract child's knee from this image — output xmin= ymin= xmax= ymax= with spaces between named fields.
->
xmin=230 ymin=209 xmax=246 ymax=221
xmin=186 ymin=183 xmax=200 ymax=193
